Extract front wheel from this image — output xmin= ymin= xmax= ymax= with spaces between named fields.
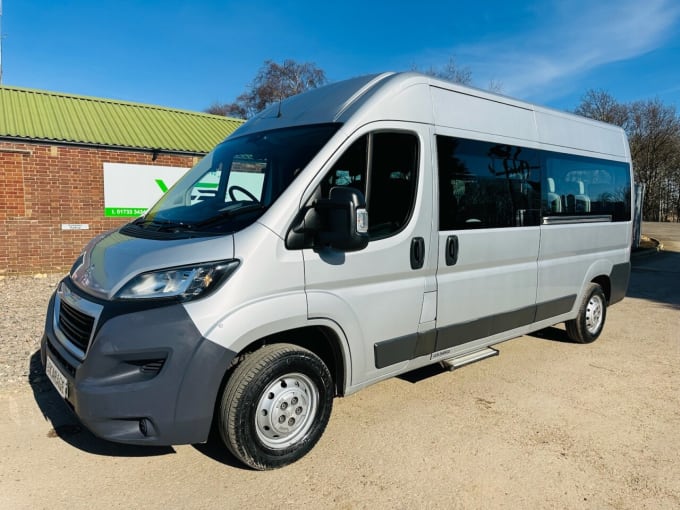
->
xmin=565 ymin=283 xmax=607 ymax=343
xmin=218 ymin=344 xmax=334 ymax=470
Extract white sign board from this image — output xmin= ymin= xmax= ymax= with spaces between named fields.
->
xmin=103 ymin=163 xmax=190 ymax=217
xmin=61 ymin=224 xmax=90 ymax=230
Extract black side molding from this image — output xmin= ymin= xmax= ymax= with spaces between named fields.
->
xmin=373 ymin=295 xmax=576 ymax=369
xmin=609 ymin=262 xmax=630 ymax=305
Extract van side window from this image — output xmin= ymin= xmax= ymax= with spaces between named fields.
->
xmin=368 ymin=133 xmax=419 ymax=239
xmin=437 ymin=136 xmax=541 ymax=230
xmin=542 ymin=154 xmax=631 ymax=221
xmin=318 ymin=132 xmax=419 ymax=240
xmin=319 ymin=135 xmax=368 ymax=197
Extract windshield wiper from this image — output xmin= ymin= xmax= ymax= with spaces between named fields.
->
xmin=130 ymin=217 xmax=193 ymax=232
xmin=191 ymin=203 xmax=267 ymax=228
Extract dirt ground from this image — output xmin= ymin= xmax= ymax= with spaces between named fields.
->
xmin=1 ymin=225 xmax=678 ymax=510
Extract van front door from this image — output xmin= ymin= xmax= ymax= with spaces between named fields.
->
xmin=434 ymin=135 xmax=541 ymax=355
xmin=303 ymin=125 xmax=436 ymax=387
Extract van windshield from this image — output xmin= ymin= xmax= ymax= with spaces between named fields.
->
xmin=137 ymin=123 xmax=340 ymax=234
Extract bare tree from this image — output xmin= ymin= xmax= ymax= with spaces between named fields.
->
xmin=627 ymin=99 xmax=680 ymax=221
xmin=575 ymin=91 xmax=680 ymax=221
xmin=414 ymin=56 xmax=503 ymax=93
xmin=206 ymin=59 xmax=327 ymax=119
xmin=486 ymin=78 xmax=504 ymax=95
xmin=414 ymin=56 xmax=473 ymax=86
xmin=574 ymin=89 xmax=629 ymax=127
xmin=205 ymin=101 xmax=247 ymax=119
xmin=432 ymin=57 xmax=474 ymax=86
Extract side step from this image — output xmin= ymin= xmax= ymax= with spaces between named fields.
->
xmin=440 ymin=347 xmax=499 ymax=371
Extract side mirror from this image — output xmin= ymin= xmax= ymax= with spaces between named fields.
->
xmin=315 ymin=187 xmax=369 ymax=252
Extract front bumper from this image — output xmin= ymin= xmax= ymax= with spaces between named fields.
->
xmin=41 ymin=278 xmax=236 ymax=445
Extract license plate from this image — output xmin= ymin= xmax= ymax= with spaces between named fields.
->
xmin=46 ymin=356 xmax=69 ymax=399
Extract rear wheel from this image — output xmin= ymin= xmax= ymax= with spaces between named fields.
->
xmin=565 ymin=283 xmax=607 ymax=343
xmin=218 ymin=344 xmax=334 ymax=470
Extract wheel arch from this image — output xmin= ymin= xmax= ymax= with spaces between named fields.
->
xmin=242 ymin=325 xmax=348 ymax=396
xmin=591 ymin=274 xmax=611 ymax=303
xmin=581 ymin=259 xmax=614 ymax=305
xmin=217 ymin=322 xmax=350 ymax=402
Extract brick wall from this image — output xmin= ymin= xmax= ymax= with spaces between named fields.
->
xmin=0 ymin=141 xmax=199 ymax=275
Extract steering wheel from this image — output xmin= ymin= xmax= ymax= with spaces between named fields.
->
xmin=228 ymin=185 xmax=258 ymax=202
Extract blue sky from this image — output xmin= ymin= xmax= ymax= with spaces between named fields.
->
xmin=2 ymin=0 xmax=680 ymax=114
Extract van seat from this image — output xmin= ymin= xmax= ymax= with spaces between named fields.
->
xmin=563 ymin=180 xmax=591 ymax=213
xmin=574 ymin=180 xmax=591 ymax=213
xmin=546 ymin=177 xmax=562 ymax=213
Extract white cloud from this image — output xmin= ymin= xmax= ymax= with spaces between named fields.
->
xmin=454 ymin=0 xmax=680 ymax=101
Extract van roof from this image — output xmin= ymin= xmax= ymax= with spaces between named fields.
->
xmin=231 ymin=72 xmax=629 ymax=160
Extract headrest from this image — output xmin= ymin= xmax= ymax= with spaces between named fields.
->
xmin=547 ymin=177 xmax=556 ymax=193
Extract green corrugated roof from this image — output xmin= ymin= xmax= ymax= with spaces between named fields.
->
xmin=0 ymin=85 xmax=243 ymax=154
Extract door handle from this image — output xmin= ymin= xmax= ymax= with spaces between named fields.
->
xmin=446 ymin=235 xmax=459 ymax=266
xmin=410 ymin=237 xmax=425 ymax=270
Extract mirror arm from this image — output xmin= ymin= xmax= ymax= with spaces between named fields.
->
xmin=285 ymin=204 xmax=319 ymax=250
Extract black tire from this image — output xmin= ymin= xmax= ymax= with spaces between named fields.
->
xmin=565 ymin=283 xmax=607 ymax=344
xmin=218 ymin=344 xmax=334 ymax=470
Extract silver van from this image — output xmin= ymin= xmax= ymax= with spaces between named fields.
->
xmin=42 ymin=72 xmax=633 ymax=469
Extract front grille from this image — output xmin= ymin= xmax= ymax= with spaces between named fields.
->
xmin=58 ymin=299 xmax=95 ymax=353
xmin=47 ymin=340 xmax=77 ymax=377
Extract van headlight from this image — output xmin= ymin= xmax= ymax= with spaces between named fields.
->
xmin=115 ymin=260 xmax=240 ymax=301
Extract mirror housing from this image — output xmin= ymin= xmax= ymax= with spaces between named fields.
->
xmin=315 ymin=187 xmax=369 ymax=252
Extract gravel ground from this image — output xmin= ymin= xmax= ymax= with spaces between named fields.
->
xmin=0 ymin=273 xmax=64 ymax=388
xmin=1 ymin=252 xmax=679 ymax=509
xmin=1 ymin=226 xmax=678 ymax=509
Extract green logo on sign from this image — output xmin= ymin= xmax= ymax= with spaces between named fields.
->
xmin=155 ymin=179 xmax=169 ymax=193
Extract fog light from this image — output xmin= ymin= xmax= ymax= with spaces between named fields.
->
xmin=139 ymin=418 xmax=149 ymax=437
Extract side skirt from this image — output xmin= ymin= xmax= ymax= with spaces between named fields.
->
xmin=373 ymin=295 xmax=575 ymax=369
